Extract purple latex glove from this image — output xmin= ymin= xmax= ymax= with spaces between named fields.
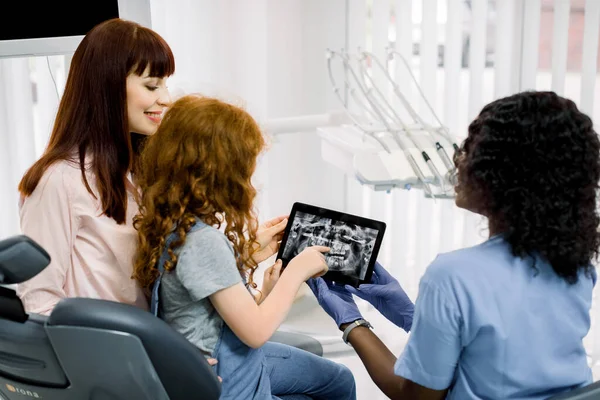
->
xmin=307 ymin=277 xmax=363 ymax=329
xmin=346 ymin=262 xmax=414 ymax=332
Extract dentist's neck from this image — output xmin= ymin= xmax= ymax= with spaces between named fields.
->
xmin=488 ymin=217 xmax=505 ymax=238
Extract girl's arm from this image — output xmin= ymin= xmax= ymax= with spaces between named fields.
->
xmin=210 ymin=247 xmax=328 ymax=348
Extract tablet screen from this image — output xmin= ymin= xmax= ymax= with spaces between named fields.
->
xmin=277 ymin=202 xmax=386 ymax=287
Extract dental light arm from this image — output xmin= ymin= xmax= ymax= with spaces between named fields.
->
xmin=323 ymin=48 xmax=458 ymax=198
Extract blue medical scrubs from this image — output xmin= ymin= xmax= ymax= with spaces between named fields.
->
xmin=395 ymin=235 xmax=596 ymax=399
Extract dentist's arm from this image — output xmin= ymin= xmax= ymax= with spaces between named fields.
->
xmin=307 ymin=278 xmax=447 ymax=400
xmin=340 ymin=322 xmax=446 ymax=400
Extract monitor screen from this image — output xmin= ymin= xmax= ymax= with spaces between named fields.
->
xmin=0 ymin=4 xmax=119 ymax=41
xmin=277 ymin=202 xmax=386 ymax=287
xmin=281 ymin=211 xmax=380 ymax=280
xmin=0 ymin=0 xmax=151 ymax=58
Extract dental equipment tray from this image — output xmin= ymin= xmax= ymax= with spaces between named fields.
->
xmin=277 ymin=202 xmax=386 ymax=287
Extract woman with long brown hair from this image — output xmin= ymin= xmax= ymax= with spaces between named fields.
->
xmin=17 ymin=18 xmax=175 ymax=315
xmin=133 ymin=94 xmax=357 ymax=400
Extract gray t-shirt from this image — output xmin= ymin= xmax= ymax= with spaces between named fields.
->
xmin=159 ymin=224 xmax=242 ymax=356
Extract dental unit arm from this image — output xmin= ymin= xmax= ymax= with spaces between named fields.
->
xmin=317 ymin=48 xmax=459 ymax=198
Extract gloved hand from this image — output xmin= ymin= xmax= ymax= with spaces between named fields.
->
xmin=307 ymin=278 xmax=363 ymax=329
xmin=346 ymin=262 xmax=414 ymax=332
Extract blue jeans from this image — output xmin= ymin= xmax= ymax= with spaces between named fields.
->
xmin=263 ymin=342 xmax=356 ymax=400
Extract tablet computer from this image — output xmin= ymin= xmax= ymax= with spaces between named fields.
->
xmin=277 ymin=202 xmax=386 ymax=287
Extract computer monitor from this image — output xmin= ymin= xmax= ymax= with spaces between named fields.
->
xmin=0 ymin=0 xmax=152 ymax=59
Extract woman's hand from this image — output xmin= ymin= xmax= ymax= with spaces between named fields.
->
xmin=307 ymin=278 xmax=363 ymax=329
xmin=252 ymin=215 xmax=288 ymax=264
xmin=255 ymin=259 xmax=283 ymax=304
xmin=346 ymin=262 xmax=414 ymax=332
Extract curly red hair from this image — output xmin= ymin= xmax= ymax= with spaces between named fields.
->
xmin=133 ymin=95 xmax=265 ymax=290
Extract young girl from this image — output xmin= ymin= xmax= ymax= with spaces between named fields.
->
xmin=133 ymin=95 xmax=357 ymax=400
xmin=17 ymin=18 xmax=175 ymax=315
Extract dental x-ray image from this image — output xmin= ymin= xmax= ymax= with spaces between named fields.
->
xmin=281 ymin=211 xmax=379 ymax=281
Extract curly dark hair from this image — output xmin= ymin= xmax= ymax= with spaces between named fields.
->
xmin=455 ymin=91 xmax=600 ymax=284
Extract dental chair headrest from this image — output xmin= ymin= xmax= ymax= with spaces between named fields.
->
xmin=0 ymin=235 xmax=50 ymax=284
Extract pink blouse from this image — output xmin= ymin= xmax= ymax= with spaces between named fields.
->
xmin=17 ymin=159 xmax=148 ymax=315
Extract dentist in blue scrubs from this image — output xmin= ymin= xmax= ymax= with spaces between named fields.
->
xmin=308 ymin=91 xmax=598 ymax=400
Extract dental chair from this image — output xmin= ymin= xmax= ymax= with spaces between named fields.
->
xmin=0 ymin=235 xmax=322 ymax=400
xmin=0 ymin=234 xmax=221 ymax=400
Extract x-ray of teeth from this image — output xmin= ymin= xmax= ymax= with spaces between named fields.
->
xmin=281 ymin=211 xmax=379 ymax=280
